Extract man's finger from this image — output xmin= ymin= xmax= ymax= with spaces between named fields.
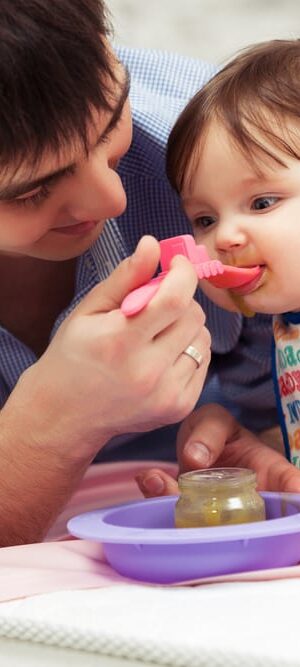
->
xmin=76 ymin=235 xmax=161 ymax=315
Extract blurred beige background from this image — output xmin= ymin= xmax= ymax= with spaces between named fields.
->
xmin=108 ymin=0 xmax=300 ymax=64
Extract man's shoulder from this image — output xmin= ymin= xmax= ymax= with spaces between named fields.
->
xmin=115 ymin=45 xmax=216 ymax=101
xmin=116 ymin=46 xmax=216 ymax=180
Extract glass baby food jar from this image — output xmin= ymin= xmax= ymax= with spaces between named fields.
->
xmin=175 ymin=468 xmax=266 ymax=528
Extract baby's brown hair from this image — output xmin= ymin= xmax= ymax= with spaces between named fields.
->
xmin=167 ymin=39 xmax=300 ymax=193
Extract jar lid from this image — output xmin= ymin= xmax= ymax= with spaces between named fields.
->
xmin=178 ymin=467 xmax=256 ymax=487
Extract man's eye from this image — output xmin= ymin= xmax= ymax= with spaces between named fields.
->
xmin=251 ymin=196 xmax=279 ymax=211
xmin=9 ymin=184 xmax=51 ymax=208
xmin=193 ymin=215 xmax=217 ymax=230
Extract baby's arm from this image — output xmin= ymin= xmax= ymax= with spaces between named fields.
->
xmin=136 ymin=404 xmax=300 ymax=496
xmin=259 ymin=425 xmax=285 ymax=455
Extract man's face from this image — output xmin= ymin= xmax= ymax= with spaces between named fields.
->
xmin=0 ymin=61 xmax=132 ymax=261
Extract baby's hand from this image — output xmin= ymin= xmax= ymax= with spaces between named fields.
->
xmin=136 ymin=404 xmax=300 ymax=496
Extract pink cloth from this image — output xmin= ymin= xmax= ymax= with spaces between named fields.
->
xmin=2 ymin=460 xmax=300 ymax=603
xmin=0 ymin=461 xmax=177 ymax=602
xmin=0 ymin=540 xmax=130 ymax=602
xmin=46 ymin=460 xmax=172 ymax=541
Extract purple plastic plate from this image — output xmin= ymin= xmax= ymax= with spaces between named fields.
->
xmin=67 ymin=492 xmax=300 ymax=583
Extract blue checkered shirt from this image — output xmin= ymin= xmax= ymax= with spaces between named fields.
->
xmin=0 ymin=47 xmax=277 ymax=461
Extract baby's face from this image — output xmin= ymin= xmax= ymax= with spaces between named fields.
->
xmin=182 ymin=119 xmax=300 ymax=315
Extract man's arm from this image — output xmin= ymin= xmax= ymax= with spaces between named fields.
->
xmin=0 ymin=237 xmax=211 ymax=546
xmin=0 ymin=399 xmax=91 ymax=545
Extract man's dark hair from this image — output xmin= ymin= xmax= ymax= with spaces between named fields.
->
xmin=0 ymin=0 xmax=116 ymax=174
xmin=167 ymin=39 xmax=300 ymax=193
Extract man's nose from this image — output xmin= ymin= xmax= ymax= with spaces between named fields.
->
xmin=67 ymin=154 xmax=127 ymax=221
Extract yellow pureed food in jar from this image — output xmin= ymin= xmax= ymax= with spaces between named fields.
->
xmin=175 ymin=468 xmax=266 ymax=528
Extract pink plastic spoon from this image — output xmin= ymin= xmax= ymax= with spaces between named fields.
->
xmin=121 ymin=235 xmax=261 ymax=317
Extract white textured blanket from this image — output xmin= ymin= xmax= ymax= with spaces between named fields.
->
xmin=0 ymin=579 xmax=299 ymax=666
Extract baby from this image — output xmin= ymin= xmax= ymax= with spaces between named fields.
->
xmin=166 ymin=39 xmax=300 ymax=468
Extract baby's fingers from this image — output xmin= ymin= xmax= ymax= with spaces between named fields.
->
xmin=177 ymin=404 xmax=237 ymax=472
xmin=136 ymin=469 xmax=179 ymax=498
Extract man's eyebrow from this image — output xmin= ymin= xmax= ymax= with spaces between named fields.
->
xmin=0 ymin=66 xmax=131 ymax=202
xmin=0 ymin=164 xmax=75 ymax=201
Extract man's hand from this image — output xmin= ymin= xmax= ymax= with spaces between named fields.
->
xmin=136 ymin=403 xmax=300 ymax=496
xmin=19 ymin=235 xmax=211 ymax=455
xmin=0 ymin=236 xmax=211 ymax=544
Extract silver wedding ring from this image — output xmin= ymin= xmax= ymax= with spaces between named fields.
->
xmin=182 ymin=345 xmax=203 ymax=369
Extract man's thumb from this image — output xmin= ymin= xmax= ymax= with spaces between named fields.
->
xmin=78 ymin=235 xmax=161 ymax=314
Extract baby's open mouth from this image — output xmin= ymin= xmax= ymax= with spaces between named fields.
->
xmin=228 ymin=265 xmax=266 ymax=295
xmin=207 ymin=263 xmax=263 ymax=290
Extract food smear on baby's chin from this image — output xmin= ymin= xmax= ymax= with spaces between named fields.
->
xmin=221 ymin=253 xmax=256 ymax=316
xmin=230 ymin=292 xmax=255 ymax=317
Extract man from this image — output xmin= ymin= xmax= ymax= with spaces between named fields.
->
xmin=0 ymin=0 xmax=295 ymax=547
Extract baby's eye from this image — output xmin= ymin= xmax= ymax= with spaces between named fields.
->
xmin=251 ymin=195 xmax=279 ymax=211
xmin=193 ymin=215 xmax=217 ymax=230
